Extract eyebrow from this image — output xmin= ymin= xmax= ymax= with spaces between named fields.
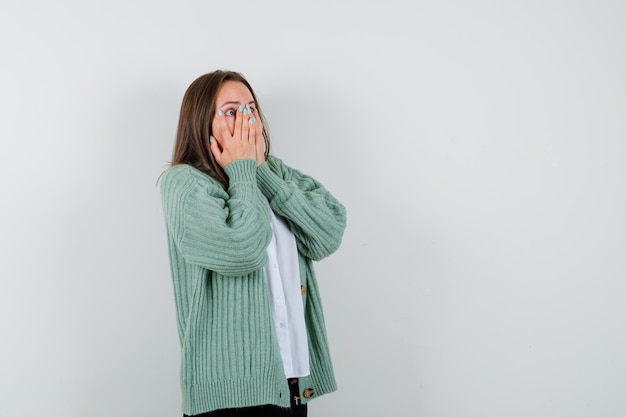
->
xmin=218 ymin=100 xmax=256 ymax=108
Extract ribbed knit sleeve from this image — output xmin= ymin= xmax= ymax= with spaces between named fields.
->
xmin=256 ymin=156 xmax=346 ymax=261
xmin=160 ymin=160 xmax=271 ymax=276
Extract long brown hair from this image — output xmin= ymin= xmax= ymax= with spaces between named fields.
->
xmin=171 ymin=70 xmax=270 ymax=187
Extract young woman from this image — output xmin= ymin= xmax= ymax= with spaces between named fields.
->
xmin=160 ymin=70 xmax=347 ymax=416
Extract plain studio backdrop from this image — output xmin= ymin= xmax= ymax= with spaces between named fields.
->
xmin=1 ymin=1 xmax=625 ymax=416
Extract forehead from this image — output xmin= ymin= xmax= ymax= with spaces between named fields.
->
xmin=216 ymin=81 xmax=253 ymax=104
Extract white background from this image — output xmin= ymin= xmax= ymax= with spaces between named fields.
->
xmin=1 ymin=1 xmax=625 ymax=416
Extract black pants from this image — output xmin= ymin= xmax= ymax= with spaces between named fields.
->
xmin=184 ymin=379 xmax=307 ymax=417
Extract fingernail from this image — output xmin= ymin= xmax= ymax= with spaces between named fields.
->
xmin=217 ymin=109 xmax=223 ymax=116
xmin=238 ymin=105 xmax=243 ymax=112
xmin=246 ymin=104 xmax=251 ymax=113
xmin=243 ymin=108 xmax=248 ymax=115
xmin=209 ymin=135 xmax=214 ymax=143
xmin=249 ymin=117 xmax=256 ymax=124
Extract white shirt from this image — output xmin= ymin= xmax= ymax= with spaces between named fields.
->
xmin=263 ymin=210 xmax=310 ymax=378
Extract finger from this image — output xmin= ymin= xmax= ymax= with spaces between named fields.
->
xmin=210 ymin=136 xmax=223 ymax=163
xmin=241 ymin=105 xmax=252 ymax=142
xmin=212 ymin=110 xmax=230 ymax=145
xmin=255 ymin=131 xmax=265 ymax=165
xmin=252 ymin=111 xmax=265 ymax=157
xmin=247 ymin=110 xmax=264 ymax=165
xmin=243 ymin=104 xmax=258 ymax=140
xmin=245 ymin=104 xmax=262 ymax=136
xmin=233 ymin=104 xmax=245 ymax=141
xmin=253 ymin=113 xmax=263 ymax=139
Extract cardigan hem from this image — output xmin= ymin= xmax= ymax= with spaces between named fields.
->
xmin=182 ymin=375 xmax=290 ymax=415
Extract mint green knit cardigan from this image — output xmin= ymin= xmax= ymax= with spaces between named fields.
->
xmin=160 ymin=156 xmax=346 ymax=415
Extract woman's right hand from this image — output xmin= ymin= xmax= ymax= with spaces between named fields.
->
xmin=211 ymin=105 xmax=258 ymax=169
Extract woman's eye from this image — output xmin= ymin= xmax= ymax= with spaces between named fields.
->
xmin=225 ymin=109 xmax=235 ymax=117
